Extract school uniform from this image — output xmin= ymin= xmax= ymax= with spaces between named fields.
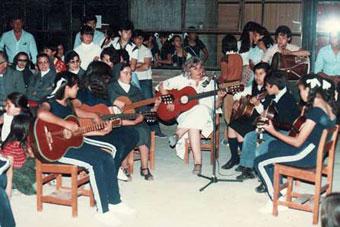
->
xmin=76 ymin=89 xmax=139 ymax=169
xmin=239 ymin=87 xmax=300 ymax=169
xmin=46 ymin=99 xmax=120 ymax=213
xmin=254 ymin=107 xmax=336 ymax=199
xmin=26 ymin=69 xmax=56 ymax=103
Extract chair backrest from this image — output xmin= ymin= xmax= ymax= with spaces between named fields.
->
xmin=315 ymin=125 xmax=339 ymax=177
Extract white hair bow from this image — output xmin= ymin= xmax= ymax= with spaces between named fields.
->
xmin=322 ymin=80 xmax=332 ymax=90
xmin=306 ymin=78 xmax=321 ymax=89
xmin=168 ymin=33 xmax=174 ymax=41
xmin=154 ymin=33 xmax=159 ymax=39
xmin=47 ymin=77 xmax=67 ymax=98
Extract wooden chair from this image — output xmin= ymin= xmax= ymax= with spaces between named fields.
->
xmin=35 ymin=159 xmax=95 ymax=217
xmin=272 ymin=125 xmax=339 ymax=225
xmin=184 ymin=114 xmax=220 ymax=164
xmin=127 ymin=131 xmax=155 ymax=174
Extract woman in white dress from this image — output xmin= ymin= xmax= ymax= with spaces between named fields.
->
xmin=157 ymin=57 xmax=226 ymax=174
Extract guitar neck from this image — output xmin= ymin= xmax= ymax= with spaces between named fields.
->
xmin=76 ymin=119 xmax=120 ymax=135
xmin=188 ymin=90 xmax=217 ymax=101
xmin=125 ymin=97 xmax=157 ymax=110
xmin=102 ymin=113 xmax=137 ymax=121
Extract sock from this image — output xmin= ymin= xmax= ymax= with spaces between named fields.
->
xmin=228 ymin=138 xmax=239 ymax=163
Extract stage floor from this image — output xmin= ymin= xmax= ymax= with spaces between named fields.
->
xmin=11 ymin=121 xmax=340 ymax=227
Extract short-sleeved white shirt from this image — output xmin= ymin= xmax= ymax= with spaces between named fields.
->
xmin=111 ymin=37 xmax=138 ymax=60
xmin=135 ymin=45 xmax=152 ymax=80
xmin=261 ymin=43 xmax=300 ymax=64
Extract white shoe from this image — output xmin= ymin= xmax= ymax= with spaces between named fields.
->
xmin=259 ymin=198 xmax=289 ymax=214
xmin=117 ymin=168 xmax=128 ymax=182
xmin=95 ymin=212 xmax=121 ymax=227
xmin=109 ymin=202 xmax=136 ymax=216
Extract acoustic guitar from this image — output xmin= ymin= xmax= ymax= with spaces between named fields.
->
xmin=79 ymin=103 xmax=157 ymax=127
xmin=231 ymin=91 xmax=267 ymax=121
xmin=114 ymin=95 xmax=174 ymax=114
xmin=30 ymin=115 xmax=122 ymax=162
xmin=156 ymin=84 xmax=244 ymax=121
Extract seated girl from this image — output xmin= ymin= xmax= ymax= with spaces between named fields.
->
xmin=157 ymin=57 xmax=226 ymax=174
xmin=12 ymin=52 xmax=34 ymax=89
xmin=64 ymin=50 xmax=85 ymax=79
xmin=108 ymin=63 xmax=159 ymax=181
xmin=72 ymin=61 xmax=140 ymax=181
xmin=254 ymin=74 xmax=336 ymax=204
xmin=37 ymin=71 xmax=134 ymax=225
xmin=221 ymin=62 xmax=270 ymax=170
xmin=0 ymin=92 xmax=35 ymax=197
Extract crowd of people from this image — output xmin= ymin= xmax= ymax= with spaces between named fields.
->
xmin=0 ymin=12 xmax=340 ymax=227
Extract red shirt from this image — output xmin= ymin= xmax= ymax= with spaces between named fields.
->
xmin=0 ymin=141 xmax=29 ymax=168
xmin=54 ymin=59 xmax=67 ymax=73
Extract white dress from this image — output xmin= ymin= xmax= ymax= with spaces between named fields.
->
xmin=157 ymin=74 xmax=218 ymax=159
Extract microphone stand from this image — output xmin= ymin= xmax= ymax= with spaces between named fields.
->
xmin=198 ymin=73 xmax=243 ymax=192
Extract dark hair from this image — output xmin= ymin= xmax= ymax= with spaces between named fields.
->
xmin=184 ymin=26 xmax=200 ymax=43
xmin=239 ymin=21 xmax=259 ymax=53
xmin=132 ymin=29 xmax=144 ymax=39
xmin=100 ymin=47 xmax=120 ymax=65
xmin=80 ymin=25 xmax=94 ymax=36
xmin=254 ymin=25 xmax=274 ymax=48
xmin=298 ymin=74 xmax=337 ymax=115
xmin=53 ymin=71 xmax=79 ymax=100
xmin=83 ymin=15 xmax=97 ymax=24
xmin=321 ymin=193 xmax=340 ymax=227
xmin=7 ymin=92 xmax=31 ymax=117
xmin=119 ymin=63 xmax=131 ymax=73
xmin=119 ymin=20 xmax=134 ymax=32
xmin=64 ymin=50 xmax=80 ymax=65
xmin=171 ymin=35 xmax=182 ymax=43
xmin=0 ymin=51 xmax=8 ymax=63
xmin=43 ymin=41 xmax=57 ymax=54
xmin=265 ymin=70 xmax=287 ymax=90
xmin=118 ymin=49 xmax=130 ymax=63
xmin=2 ymin=114 xmax=31 ymax=155
xmin=10 ymin=14 xmax=24 ymax=23
xmin=222 ymin=34 xmax=238 ymax=53
xmin=37 ymin=53 xmax=50 ymax=61
xmin=275 ymin=25 xmax=292 ymax=43
xmin=254 ymin=62 xmax=271 ymax=73
xmin=81 ymin=61 xmax=111 ymax=99
xmin=159 ymin=32 xmax=169 ymax=39
xmin=13 ymin=52 xmax=30 ymax=68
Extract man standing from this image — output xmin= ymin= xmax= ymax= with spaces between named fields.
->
xmin=315 ymin=31 xmax=340 ymax=76
xmin=73 ymin=15 xmax=104 ymax=48
xmin=0 ymin=14 xmax=38 ymax=64
xmin=0 ymin=51 xmax=25 ymax=104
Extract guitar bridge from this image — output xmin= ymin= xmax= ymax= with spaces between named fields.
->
xmin=44 ymin=126 xmax=53 ymax=151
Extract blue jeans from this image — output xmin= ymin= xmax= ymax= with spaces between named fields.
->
xmin=0 ymin=174 xmax=16 ymax=227
xmin=131 ymin=72 xmax=141 ymax=90
xmin=239 ymin=130 xmax=288 ymax=168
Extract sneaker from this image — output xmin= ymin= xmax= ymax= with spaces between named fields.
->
xmin=121 ymin=167 xmax=132 ymax=182
xmin=109 ymin=202 xmax=136 ymax=216
xmin=168 ymin=134 xmax=179 ymax=148
xmin=117 ymin=168 xmax=128 ymax=182
xmin=220 ymin=139 xmax=228 ymax=145
xmin=236 ymin=168 xmax=255 ymax=180
xmin=235 ymin=165 xmax=245 ymax=172
xmin=95 ymin=211 xmax=121 ymax=226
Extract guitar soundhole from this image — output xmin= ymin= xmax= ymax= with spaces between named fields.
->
xmin=180 ymin=95 xmax=189 ymax=104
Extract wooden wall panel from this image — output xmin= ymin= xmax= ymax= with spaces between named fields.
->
xmin=217 ymin=4 xmax=239 ymax=30
xmin=244 ymin=4 xmax=262 ymax=25
xmin=263 ymin=3 xmax=302 ymax=33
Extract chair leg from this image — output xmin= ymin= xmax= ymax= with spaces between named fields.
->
xmin=313 ymin=175 xmax=323 ymax=225
xmin=272 ymin=165 xmax=280 ymax=216
xmin=36 ymin=171 xmax=43 ymax=212
xmin=287 ymin=177 xmax=293 ymax=202
xmin=71 ymin=168 xmax=78 ymax=217
xmin=89 ymin=186 xmax=95 ymax=207
xmin=56 ymin=174 xmax=62 ymax=190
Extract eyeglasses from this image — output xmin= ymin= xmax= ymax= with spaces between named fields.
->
xmin=69 ymin=60 xmax=80 ymax=64
xmin=17 ymin=59 xmax=28 ymax=62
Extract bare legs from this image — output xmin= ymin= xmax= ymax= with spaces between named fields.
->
xmin=175 ymin=128 xmax=202 ymax=165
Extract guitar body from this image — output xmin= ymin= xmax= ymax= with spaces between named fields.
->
xmin=30 ymin=116 xmax=84 ymax=163
xmin=288 ymin=116 xmax=306 ymax=137
xmin=116 ymin=96 xmax=135 ymax=114
xmin=231 ymin=95 xmax=254 ymax=121
xmin=156 ymin=86 xmax=199 ymax=121
xmin=79 ymin=104 xmax=111 ymax=127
